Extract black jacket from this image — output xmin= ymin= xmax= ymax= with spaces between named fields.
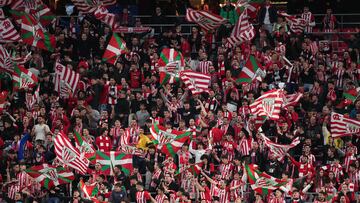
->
xmin=258 ymin=6 xmax=277 ymax=24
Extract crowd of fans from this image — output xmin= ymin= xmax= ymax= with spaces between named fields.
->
xmin=0 ymin=0 xmax=360 ymax=203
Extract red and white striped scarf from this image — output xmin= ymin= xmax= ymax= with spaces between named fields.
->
xmin=218 ymin=61 xmax=225 ymax=77
xmin=335 ymin=68 xmax=345 ymax=88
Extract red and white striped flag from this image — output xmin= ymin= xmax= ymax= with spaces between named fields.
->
xmin=93 ymin=6 xmax=119 ymax=30
xmin=0 ymin=18 xmax=21 ymax=43
xmin=309 ymin=41 xmax=318 ymax=56
xmin=283 ymin=92 xmax=303 ymax=108
xmin=250 ymin=89 xmax=284 ymax=120
xmin=330 ymin=112 xmax=360 ymax=138
xmin=0 ymin=44 xmax=14 ymax=73
xmin=185 ymin=8 xmax=227 ymax=32
xmin=259 ymin=129 xmax=300 ymax=161
xmin=54 ymin=132 xmax=89 ymax=174
xmin=54 ymin=62 xmax=80 ymax=93
xmin=70 ymin=0 xmax=97 ymax=13
xmin=25 ymin=85 xmax=40 ymax=109
xmin=278 ymin=12 xmax=306 ymax=34
xmin=226 ymin=10 xmax=255 ymax=48
xmin=180 ymin=70 xmax=211 ymax=95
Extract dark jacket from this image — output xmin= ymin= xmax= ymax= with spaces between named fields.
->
xmin=258 ymin=5 xmax=277 ymax=24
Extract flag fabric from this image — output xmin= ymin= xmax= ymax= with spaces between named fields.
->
xmin=113 ymin=27 xmax=151 ymax=33
xmin=283 ymin=92 xmax=303 ymax=108
xmin=236 ymin=0 xmax=263 ymax=18
xmin=0 ymin=45 xmax=14 ymax=73
xmin=343 ymin=88 xmax=359 ymax=105
xmin=179 ymin=70 xmax=211 ymax=95
xmin=102 ymin=33 xmax=127 ymax=65
xmin=93 ymin=6 xmax=119 ymax=30
xmin=245 ymin=164 xmax=288 ymax=196
xmin=54 ymin=62 xmax=80 ymax=93
xmin=158 ymin=48 xmax=184 ymax=85
xmin=12 ymin=65 xmax=38 ymax=90
xmin=20 ymin=14 xmax=56 ymax=52
xmin=176 ymin=164 xmax=201 ymax=177
xmin=54 ymin=132 xmax=89 ymax=174
xmin=150 ymin=123 xmax=191 ymax=157
xmin=0 ymin=18 xmax=21 ymax=43
xmin=71 ymin=0 xmax=97 ymax=13
xmin=185 ymin=8 xmax=227 ymax=32
xmin=96 ymin=151 xmax=133 ymax=175
xmin=330 ymin=112 xmax=360 ymax=138
xmin=158 ymin=48 xmax=185 ymax=68
xmin=74 ymin=131 xmax=96 ymax=162
xmin=259 ymin=131 xmax=300 ymax=161
xmin=249 ymin=89 xmax=284 ymax=120
xmin=278 ymin=12 xmax=306 ymax=34
xmin=31 ymin=3 xmax=56 ymax=26
xmin=17 ymin=133 xmax=31 ymax=161
xmin=25 ymin=85 xmax=40 ymax=109
xmin=226 ymin=10 xmax=255 ymax=47
xmin=0 ymin=8 xmax=4 ymax=19
xmin=11 ymin=52 xmax=32 ymax=65
xmin=0 ymin=91 xmax=8 ymax=112
xmin=236 ymin=55 xmax=265 ymax=84
xmin=26 ymin=164 xmax=75 ymax=189
xmin=79 ymin=179 xmax=99 ymax=199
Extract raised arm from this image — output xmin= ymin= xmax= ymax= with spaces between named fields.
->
xmin=201 ymin=170 xmax=217 ymax=185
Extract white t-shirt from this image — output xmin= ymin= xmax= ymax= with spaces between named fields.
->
xmin=264 ymin=6 xmax=271 ymax=24
xmin=34 ymin=124 xmax=50 ymax=141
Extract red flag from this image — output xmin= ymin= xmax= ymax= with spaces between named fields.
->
xmin=53 ymin=62 xmax=80 ymax=93
xmin=185 ymin=8 xmax=227 ymax=32
xmin=330 ymin=112 xmax=360 ymax=138
xmin=249 ymin=89 xmax=284 ymax=120
xmin=54 ymin=132 xmax=89 ymax=174
xmin=179 ymin=70 xmax=211 ymax=95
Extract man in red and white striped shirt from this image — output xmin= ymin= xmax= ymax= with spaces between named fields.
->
xmin=95 ymin=128 xmax=111 ymax=152
xmin=198 ymin=52 xmax=213 ymax=74
xmin=135 ymin=183 xmax=155 ymax=203
xmin=155 ymin=187 xmax=168 ymax=203
xmin=301 ymin=6 xmax=315 ymax=33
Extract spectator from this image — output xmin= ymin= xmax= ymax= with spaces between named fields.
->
xmin=220 ymin=0 xmax=238 ymax=25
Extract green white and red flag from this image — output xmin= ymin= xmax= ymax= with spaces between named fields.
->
xmin=12 ymin=65 xmax=38 ymax=90
xmin=25 ymin=164 xmax=75 ymax=189
xmin=96 ymin=151 xmax=133 ymax=175
xmin=237 ymin=55 xmax=265 ymax=84
xmin=343 ymin=87 xmax=359 ymax=105
xmin=74 ymin=131 xmax=96 ymax=163
xmin=79 ymin=179 xmax=99 ymax=199
xmin=158 ymin=48 xmax=184 ymax=85
xmin=245 ymin=164 xmax=288 ymax=196
xmin=20 ymin=14 xmax=56 ymax=52
xmin=54 ymin=132 xmax=89 ymax=174
xmin=150 ymin=123 xmax=191 ymax=157
xmin=102 ymin=33 xmax=128 ymax=65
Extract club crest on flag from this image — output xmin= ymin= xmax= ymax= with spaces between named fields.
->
xmin=347 ymin=123 xmax=359 ymax=133
xmin=80 ymin=142 xmax=95 ymax=154
xmin=158 ymin=130 xmax=177 ymax=144
xmin=41 ymin=168 xmax=58 ymax=181
xmin=255 ymin=177 xmax=276 ymax=187
xmin=262 ymin=98 xmax=275 ymax=116
xmin=20 ymin=72 xmax=32 ymax=87
xmin=62 ymin=147 xmax=77 ymax=164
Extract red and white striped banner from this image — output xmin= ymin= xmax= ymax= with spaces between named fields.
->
xmin=330 ymin=112 xmax=360 ymax=138
xmin=54 ymin=132 xmax=89 ymax=174
xmin=0 ymin=18 xmax=21 ymax=43
xmin=180 ymin=70 xmax=211 ymax=95
xmin=260 ymin=130 xmax=300 ymax=161
xmin=278 ymin=12 xmax=306 ymax=34
xmin=185 ymin=8 xmax=227 ymax=32
xmin=283 ymin=92 xmax=303 ymax=108
xmin=226 ymin=10 xmax=255 ymax=47
xmin=250 ymin=89 xmax=284 ymax=120
xmin=54 ymin=62 xmax=79 ymax=93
